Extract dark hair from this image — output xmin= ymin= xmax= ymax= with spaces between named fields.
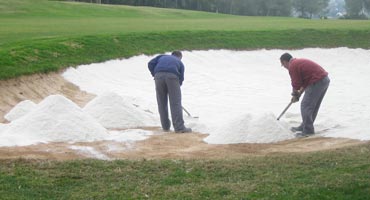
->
xmin=280 ymin=53 xmax=292 ymax=62
xmin=171 ymin=51 xmax=182 ymax=58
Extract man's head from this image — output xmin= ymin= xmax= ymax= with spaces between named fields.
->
xmin=280 ymin=53 xmax=292 ymax=69
xmin=172 ymin=51 xmax=182 ymax=60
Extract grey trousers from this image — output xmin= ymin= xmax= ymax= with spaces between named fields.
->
xmin=154 ymin=72 xmax=185 ymax=131
xmin=300 ymin=76 xmax=330 ymax=134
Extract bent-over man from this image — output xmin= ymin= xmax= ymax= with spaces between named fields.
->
xmin=148 ymin=51 xmax=192 ymax=133
xmin=280 ymin=53 xmax=330 ymax=137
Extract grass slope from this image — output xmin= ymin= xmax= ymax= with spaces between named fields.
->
xmin=0 ymin=143 xmax=370 ymax=199
xmin=1 ymin=0 xmax=370 ymax=79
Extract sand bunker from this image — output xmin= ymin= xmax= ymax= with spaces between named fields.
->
xmin=0 ymin=48 xmax=369 ymax=160
xmin=63 ymin=48 xmax=370 ymax=143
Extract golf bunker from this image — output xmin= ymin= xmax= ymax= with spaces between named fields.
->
xmin=0 ymin=48 xmax=369 ymax=152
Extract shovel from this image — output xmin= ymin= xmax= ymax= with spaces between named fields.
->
xmin=277 ymin=102 xmax=292 ymax=120
xmin=182 ymin=106 xmax=199 ymax=119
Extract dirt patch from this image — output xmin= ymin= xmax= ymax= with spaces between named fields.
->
xmin=0 ymin=71 xmax=94 ymax=122
xmin=0 ymin=129 xmax=365 ymax=160
xmin=0 ymin=72 xmax=367 ymax=160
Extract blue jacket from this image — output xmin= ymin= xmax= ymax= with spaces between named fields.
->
xmin=148 ymin=55 xmax=185 ymax=85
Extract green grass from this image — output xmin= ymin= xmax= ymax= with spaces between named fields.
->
xmin=1 ymin=1 xmax=370 ymax=199
xmin=0 ymin=0 xmax=369 ymax=46
xmin=1 ymin=0 xmax=370 ymax=80
xmin=1 ymin=143 xmax=370 ymax=199
xmin=2 ymin=29 xmax=370 ymax=80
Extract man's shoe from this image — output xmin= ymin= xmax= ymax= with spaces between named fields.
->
xmin=290 ymin=126 xmax=303 ymax=132
xmin=295 ymin=132 xmax=314 ymax=138
xmin=162 ymin=120 xmax=171 ymax=132
xmin=175 ymin=127 xmax=192 ymax=133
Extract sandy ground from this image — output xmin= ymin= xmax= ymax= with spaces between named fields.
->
xmin=0 ymin=71 xmax=94 ymax=123
xmin=0 ymin=72 xmax=367 ymax=160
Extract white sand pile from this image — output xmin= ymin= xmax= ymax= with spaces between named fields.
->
xmin=0 ymin=123 xmax=7 ymax=133
xmin=83 ymin=92 xmax=157 ymax=129
xmin=4 ymin=100 xmax=37 ymax=122
xmin=204 ymin=113 xmax=293 ymax=144
xmin=0 ymin=94 xmax=107 ymax=147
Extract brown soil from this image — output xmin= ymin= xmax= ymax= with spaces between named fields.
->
xmin=0 ymin=72 xmax=366 ymax=160
xmin=0 ymin=71 xmax=94 ymax=123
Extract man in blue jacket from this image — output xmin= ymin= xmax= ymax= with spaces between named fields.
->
xmin=148 ymin=51 xmax=192 ymax=133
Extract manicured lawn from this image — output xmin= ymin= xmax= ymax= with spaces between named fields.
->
xmin=1 ymin=0 xmax=370 ymax=80
xmin=1 ymin=143 xmax=370 ymax=199
xmin=1 ymin=0 xmax=370 ymax=46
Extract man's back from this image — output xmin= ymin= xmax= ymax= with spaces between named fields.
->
xmin=289 ymin=58 xmax=328 ymax=90
xmin=148 ymin=54 xmax=185 ymax=85
xmin=154 ymin=55 xmax=183 ymax=75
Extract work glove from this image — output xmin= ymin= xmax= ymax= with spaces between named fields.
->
xmin=291 ymin=96 xmax=299 ymax=103
xmin=291 ymin=90 xmax=301 ymax=103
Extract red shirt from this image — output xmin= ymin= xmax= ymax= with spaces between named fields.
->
xmin=289 ymin=58 xmax=328 ymax=90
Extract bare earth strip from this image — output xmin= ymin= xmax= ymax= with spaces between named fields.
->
xmin=0 ymin=71 xmax=94 ymax=123
xmin=0 ymin=72 xmax=367 ymax=160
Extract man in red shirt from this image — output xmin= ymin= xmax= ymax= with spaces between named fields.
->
xmin=280 ymin=53 xmax=330 ymax=137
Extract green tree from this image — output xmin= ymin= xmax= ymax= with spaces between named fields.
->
xmin=258 ymin=0 xmax=292 ymax=16
xmin=345 ymin=0 xmax=369 ymax=18
xmin=293 ymin=0 xmax=330 ymax=18
xmin=94 ymin=0 xmax=293 ymax=17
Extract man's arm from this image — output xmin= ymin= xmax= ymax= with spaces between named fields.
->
xmin=288 ymin=64 xmax=303 ymax=91
xmin=291 ymin=87 xmax=304 ymax=103
xmin=148 ymin=55 xmax=162 ymax=77
xmin=179 ymin=62 xmax=185 ymax=86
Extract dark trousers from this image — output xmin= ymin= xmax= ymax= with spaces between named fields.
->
xmin=300 ymin=76 xmax=330 ymax=134
xmin=154 ymin=72 xmax=185 ymax=131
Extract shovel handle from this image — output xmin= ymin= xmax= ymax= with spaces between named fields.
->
xmin=182 ymin=106 xmax=192 ymax=117
xmin=277 ymin=102 xmax=293 ymax=120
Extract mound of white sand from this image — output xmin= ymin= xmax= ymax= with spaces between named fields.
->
xmin=4 ymin=100 xmax=37 ymax=122
xmin=0 ymin=95 xmax=107 ymax=147
xmin=83 ymin=92 xmax=157 ymax=129
xmin=0 ymin=123 xmax=7 ymax=133
xmin=204 ymin=113 xmax=294 ymax=144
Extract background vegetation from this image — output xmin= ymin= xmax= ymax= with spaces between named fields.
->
xmin=70 ymin=0 xmax=370 ymax=19
xmin=1 ymin=0 xmax=370 ymax=80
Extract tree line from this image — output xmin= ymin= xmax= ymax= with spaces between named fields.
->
xmin=345 ymin=0 xmax=370 ymax=18
xmin=66 ymin=0 xmax=370 ymax=19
